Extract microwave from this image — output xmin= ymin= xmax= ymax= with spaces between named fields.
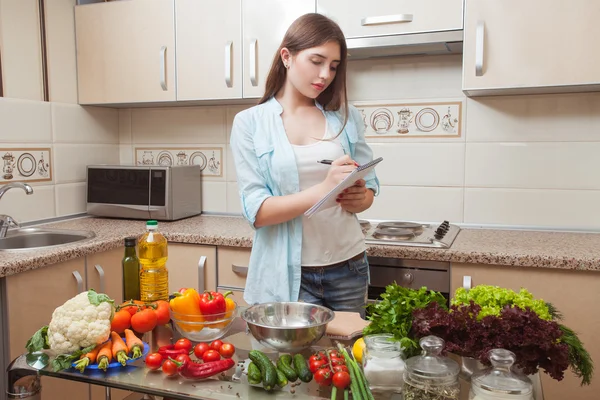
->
xmin=86 ymin=165 xmax=202 ymax=221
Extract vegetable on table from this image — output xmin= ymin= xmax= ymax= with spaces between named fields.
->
xmin=158 ymin=344 xmax=189 ymax=360
xmin=73 ymin=343 xmax=102 ymax=373
xmin=110 ymin=332 xmax=130 ymax=366
xmin=130 ymin=308 xmax=157 ymax=333
xmin=249 ymin=350 xmax=277 ymax=390
xmin=214 ymin=291 xmax=235 ymax=328
xmin=169 ymin=288 xmax=203 ymax=331
xmin=96 ymin=340 xmax=114 ymax=371
xmin=110 ymin=309 xmax=132 ymax=334
xmin=198 ymin=291 xmax=227 ymax=321
xmin=124 ymin=329 xmax=144 ymax=359
xmin=171 ymin=357 xmax=235 ymax=379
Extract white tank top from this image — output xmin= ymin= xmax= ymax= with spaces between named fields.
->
xmin=291 ymin=121 xmax=366 ymax=266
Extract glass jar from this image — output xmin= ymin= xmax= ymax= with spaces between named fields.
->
xmin=362 ymin=334 xmax=405 ymax=392
xmin=403 ymin=335 xmax=460 ymax=400
xmin=469 ymin=349 xmax=533 ymax=400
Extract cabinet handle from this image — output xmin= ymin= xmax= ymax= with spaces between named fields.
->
xmin=249 ymin=39 xmax=258 ymax=87
xmin=198 ymin=256 xmax=207 ymax=293
xmin=72 ymin=270 xmax=84 ymax=294
xmin=231 ymin=264 xmax=248 ymax=277
xmin=475 ymin=21 xmax=485 ymax=77
xmin=361 ymin=14 xmax=413 ymax=26
xmin=94 ymin=264 xmax=105 ymax=294
xmin=402 ymin=271 xmax=414 ymax=285
xmin=463 ymin=276 xmax=472 ymax=291
xmin=225 ymin=41 xmax=233 ymax=88
xmin=160 ymin=46 xmax=168 ymax=91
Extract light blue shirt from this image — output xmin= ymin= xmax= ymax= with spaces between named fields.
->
xmin=230 ymin=97 xmax=379 ymax=305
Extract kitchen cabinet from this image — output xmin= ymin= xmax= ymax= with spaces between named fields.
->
xmin=0 ymin=0 xmax=44 ymax=100
xmin=317 ymin=0 xmax=463 ymax=39
xmin=242 ymin=0 xmax=315 ymax=98
xmin=87 ymin=247 xmax=125 ymax=304
xmin=216 ymin=246 xmax=250 ymax=290
xmin=451 ymin=263 xmax=600 ymax=400
xmin=74 ymin=0 xmax=176 ymax=104
xmin=167 ymin=243 xmax=217 ymax=293
xmin=176 ymin=0 xmax=243 ymax=100
xmin=462 ymin=0 xmax=600 ymax=96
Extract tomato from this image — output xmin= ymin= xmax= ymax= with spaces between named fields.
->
xmin=314 ymin=368 xmax=332 ymax=387
xmin=130 ymin=308 xmax=158 ymax=333
xmin=218 ymin=343 xmax=235 ymax=359
xmin=202 ymin=349 xmax=221 ymax=363
xmin=174 ymin=338 xmax=193 ymax=352
xmin=175 ymin=353 xmax=191 ymax=364
xmin=110 ymin=309 xmax=131 ymax=334
xmin=333 ymin=365 xmax=349 ymax=373
xmin=161 ymin=359 xmax=178 ymax=377
xmin=178 ymin=287 xmax=188 ymax=294
xmin=209 ymin=340 xmax=223 ymax=352
xmin=120 ymin=300 xmax=145 ymax=316
xmin=328 ymin=350 xmax=340 ymax=358
xmin=332 ymin=371 xmax=351 ymax=389
xmin=145 ymin=353 xmax=163 ymax=370
xmin=309 ymin=358 xmax=327 ymax=373
xmin=152 ymin=300 xmax=171 ymax=325
xmin=330 ymin=357 xmax=345 ymax=366
xmin=193 ymin=342 xmax=210 ymax=359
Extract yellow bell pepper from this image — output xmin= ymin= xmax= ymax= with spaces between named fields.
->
xmin=215 ymin=291 xmax=236 ymax=329
xmin=169 ymin=288 xmax=203 ymax=332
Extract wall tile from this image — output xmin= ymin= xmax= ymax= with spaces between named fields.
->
xmin=466 ymin=92 xmax=600 ymax=142
xmin=132 ymin=106 xmax=227 ymax=144
xmin=55 ymin=182 xmax=86 ymax=216
xmin=465 ymin=142 xmax=600 ymax=190
xmin=464 ymin=188 xmax=600 ymax=229
xmin=226 ymin=182 xmax=242 ymax=214
xmin=358 ymin=186 xmax=464 ymax=223
xmin=52 ymin=103 xmax=119 ymax=143
xmin=226 ymin=145 xmax=236 ymax=182
xmin=0 ymin=98 xmax=52 ymax=142
xmin=54 ymin=144 xmax=119 ymax=183
xmin=226 ymin=105 xmax=251 ymax=143
xmin=201 ymin=181 xmax=227 ymax=213
xmin=0 ymin=184 xmax=55 ymax=223
xmin=370 ymin=143 xmax=465 ymax=187
xmin=119 ymin=144 xmax=133 ymax=165
xmin=118 ymin=109 xmax=132 ymax=143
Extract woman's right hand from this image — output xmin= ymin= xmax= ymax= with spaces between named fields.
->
xmin=322 ymin=155 xmax=358 ymax=190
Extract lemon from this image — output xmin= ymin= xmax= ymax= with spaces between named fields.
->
xmin=352 ymin=337 xmax=366 ymax=364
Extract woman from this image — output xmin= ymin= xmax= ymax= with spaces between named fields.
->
xmin=230 ymin=13 xmax=379 ymax=316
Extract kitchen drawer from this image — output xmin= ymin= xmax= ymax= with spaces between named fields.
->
xmin=217 ymin=287 xmax=249 ymax=307
xmin=318 ymin=0 xmax=463 ymax=39
xmin=217 ymin=246 xmax=250 ymax=289
xmin=369 ymin=264 xmax=449 ymax=294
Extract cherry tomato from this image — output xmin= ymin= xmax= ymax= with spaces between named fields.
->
xmin=333 ymin=365 xmax=349 ymax=373
xmin=119 ymin=300 xmax=145 ymax=316
xmin=332 ymin=371 xmax=351 ymax=389
xmin=193 ymin=342 xmax=210 ymax=359
xmin=152 ymin=300 xmax=171 ymax=325
xmin=218 ymin=343 xmax=235 ymax=359
xmin=314 ymin=368 xmax=332 ymax=387
xmin=174 ymin=338 xmax=192 ymax=352
xmin=175 ymin=353 xmax=191 ymax=364
xmin=110 ymin=309 xmax=131 ymax=334
xmin=330 ymin=357 xmax=345 ymax=366
xmin=161 ymin=359 xmax=178 ymax=377
xmin=309 ymin=358 xmax=327 ymax=373
xmin=130 ymin=308 xmax=157 ymax=333
xmin=202 ymin=349 xmax=221 ymax=362
xmin=328 ymin=350 xmax=340 ymax=358
xmin=145 ymin=353 xmax=163 ymax=371
xmin=209 ymin=340 xmax=223 ymax=352
xmin=178 ymin=287 xmax=188 ymax=294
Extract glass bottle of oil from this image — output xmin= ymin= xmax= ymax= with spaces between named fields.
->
xmin=122 ymin=237 xmax=141 ymax=301
xmin=138 ymin=220 xmax=169 ymax=302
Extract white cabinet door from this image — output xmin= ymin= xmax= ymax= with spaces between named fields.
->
xmin=75 ymin=0 xmax=176 ymax=104
xmin=168 ymin=243 xmax=217 ymax=293
xmin=463 ymin=0 xmax=600 ymax=96
xmin=318 ymin=0 xmax=463 ymax=39
xmin=176 ymin=0 xmax=242 ymax=100
xmin=242 ymin=0 xmax=316 ymax=98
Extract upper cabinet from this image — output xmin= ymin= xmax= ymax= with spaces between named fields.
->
xmin=242 ymin=0 xmax=316 ymax=98
xmin=463 ymin=0 xmax=600 ymax=96
xmin=75 ymin=0 xmax=176 ymax=104
xmin=317 ymin=0 xmax=463 ymax=39
xmin=176 ymin=0 xmax=242 ymax=100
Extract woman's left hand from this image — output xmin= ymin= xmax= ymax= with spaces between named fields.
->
xmin=337 ymin=179 xmax=368 ymax=212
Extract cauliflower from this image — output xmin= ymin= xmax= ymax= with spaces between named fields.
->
xmin=46 ymin=289 xmax=114 ymax=354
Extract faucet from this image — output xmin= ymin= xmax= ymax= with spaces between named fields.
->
xmin=0 ymin=182 xmax=34 ymax=238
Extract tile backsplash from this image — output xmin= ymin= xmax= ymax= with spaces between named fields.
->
xmin=0 ymin=148 xmax=52 ymax=184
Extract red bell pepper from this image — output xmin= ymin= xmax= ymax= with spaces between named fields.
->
xmin=198 ymin=291 xmax=226 ymax=321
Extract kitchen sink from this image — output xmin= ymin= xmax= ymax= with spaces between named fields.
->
xmin=0 ymin=228 xmax=96 ymax=251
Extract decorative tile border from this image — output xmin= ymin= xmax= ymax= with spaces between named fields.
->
xmin=134 ymin=147 xmax=223 ymax=177
xmin=0 ymin=148 xmax=52 ymax=185
xmin=353 ymin=101 xmax=463 ymax=138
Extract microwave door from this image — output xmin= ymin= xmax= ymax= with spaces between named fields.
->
xmin=149 ymin=168 xmax=168 ymax=220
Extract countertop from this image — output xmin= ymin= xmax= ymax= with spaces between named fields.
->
xmin=1 ymin=215 xmax=600 ymax=278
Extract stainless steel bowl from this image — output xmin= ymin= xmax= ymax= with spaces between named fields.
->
xmin=241 ymin=302 xmax=335 ymax=352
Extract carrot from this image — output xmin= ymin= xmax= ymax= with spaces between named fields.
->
xmin=111 ymin=331 xmax=131 ymax=366
xmin=73 ymin=343 xmax=102 ymax=373
xmin=124 ymin=329 xmax=144 ymax=359
xmin=96 ymin=340 xmax=113 ymax=371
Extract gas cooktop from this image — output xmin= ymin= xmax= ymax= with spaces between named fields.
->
xmin=361 ymin=220 xmax=460 ymax=249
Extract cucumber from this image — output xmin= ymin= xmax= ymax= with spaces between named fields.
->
xmin=292 ymin=354 xmax=313 ymax=383
xmin=276 ymin=354 xmax=298 ymax=382
xmin=273 ymin=362 xmax=289 ymax=388
xmin=248 ymin=350 xmax=277 ymax=391
xmin=247 ymin=361 xmax=262 ymax=385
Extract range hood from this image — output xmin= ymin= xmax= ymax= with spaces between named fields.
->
xmin=346 ymin=30 xmax=463 ymax=60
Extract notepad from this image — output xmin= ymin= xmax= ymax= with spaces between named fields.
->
xmin=305 ymin=157 xmax=383 ymax=218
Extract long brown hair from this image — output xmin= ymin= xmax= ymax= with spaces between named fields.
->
xmin=259 ymin=13 xmax=349 ymax=131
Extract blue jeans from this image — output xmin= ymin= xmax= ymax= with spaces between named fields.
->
xmin=298 ymin=252 xmax=369 ymax=318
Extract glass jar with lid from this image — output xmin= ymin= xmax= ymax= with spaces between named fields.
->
xmin=469 ymin=349 xmax=533 ymax=400
xmin=403 ymin=335 xmax=460 ymax=400
xmin=362 ymin=333 xmax=405 ymax=392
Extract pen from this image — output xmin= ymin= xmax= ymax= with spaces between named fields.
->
xmin=317 ymin=159 xmax=334 ymax=165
